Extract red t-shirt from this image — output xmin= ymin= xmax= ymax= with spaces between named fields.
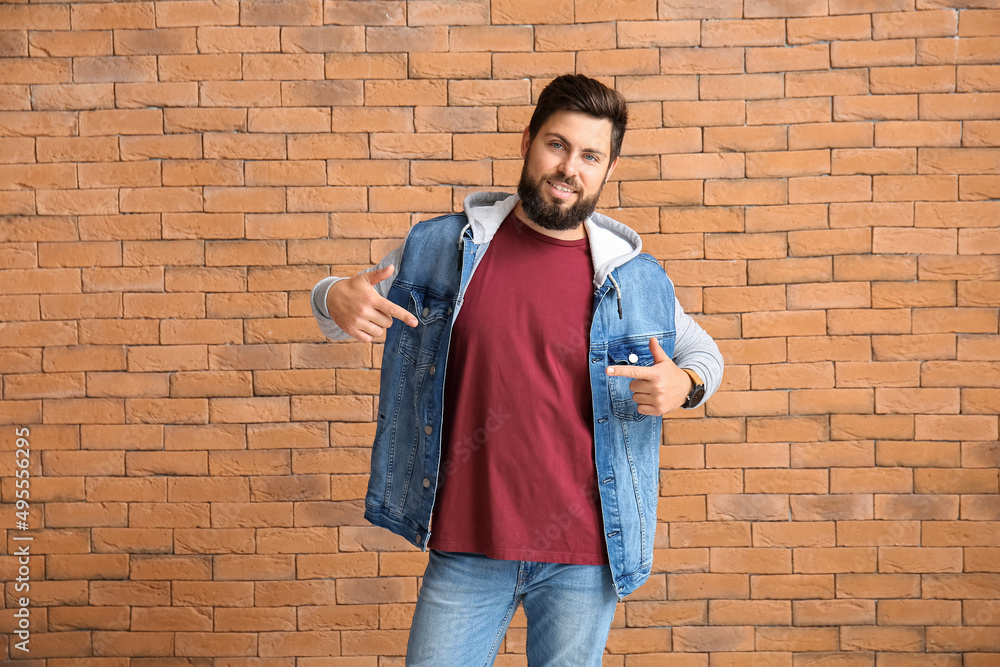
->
xmin=428 ymin=211 xmax=608 ymax=565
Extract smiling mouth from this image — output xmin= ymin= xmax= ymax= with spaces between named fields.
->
xmin=548 ymin=180 xmax=577 ymax=196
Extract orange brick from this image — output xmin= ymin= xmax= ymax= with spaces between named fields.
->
xmin=323 ymin=0 xmax=405 ymax=25
xmin=705 ymin=126 xmax=788 ymax=153
xmin=922 ymin=147 xmax=1000 ymax=175
xmin=31 ymin=83 xmax=114 ymax=111
xmin=922 ymin=91 xmax=1000 ymax=120
xmin=241 ymin=0 xmax=321 ymax=25
xmin=492 ymin=0 xmax=572 ymax=24
xmin=875 ymin=493 xmax=959 ymax=520
xmin=789 ymin=122 xmax=874 ymax=149
xmin=832 ymin=147 xmax=916 ymax=175
xmin=121 ymin=186 xmax=203 ymax=213
xmin=959 ymin=9 xmax=1000 ymax=37
xmin=870 ymin=65 xmax=956 ymax=93
xmin=790 ymin=388 xmax=875 ymax=415
xmin=657 ymin=47 xmax=743 ymax=76
xmin=748 ymin=44 xmax=830 ymax=73
xmin=247 ymin=107 xmax=330 ymax=134
xmin=37 ymin=137 xmax=118 ymax=163
xmin=790 ymin=175 xmax=872 ymax=203
xmin=750 ymin=154 xmax=833 ymax=184
xmin=448 ymin=79 xmax=531 ymax=107
xmin=755 ymin=627 xmax=839 ymax=652
xmin=78 ymin=161 xmax=160 ymax=189
xmin=787 ymin=70 xmax=870 ymax=98
xmin=197 ymin=25 xmax=279 ymax=53
xmin=405 ymin=0 xmax=489 ymax=26
xmin=622 ymin=127 xmax=701 ymax=156
xmin=840 ymin=521 xmax=922 ymax=548
xmin=842 ymin=626 xmax=924 ymax=652
xmin=618 ymin=19 xmax=699 ymax=47
xmin=747 ymin=97 xmax=832 ymax=126
xmin=673 ymin=626 xmax=754 ymax=652
xmin=114 ymin=28 xmax=196 ymax=56
xmin=154 ymin=0 xmax=239 ymax=27
xmin=745 ymin=467 xmax=829 ymax=492
xmin=708 ymin=497 xmax=791 ymax=523
xmin=790 ymin=495 xmax=873 ymax=522
xmin=705 ymin=178 xmax=787 ymax=206
xmin=874 ymin=174 xmax=958 ymax=201
xmin=794 ymin=599 xmax=875 ymax=625
xmin=794 ymin=547 xmax=877 ymax=574
xmin=663 ymin=100 xmax=745 ymax=127
xmin=438 ymin=26 xmax=532 ymax=54
xmin=706 ymin=285 xmax=785 ymax=312
xmin=876 ymin=441 xmax=960 ymax=468
xmin=837 ymin=573 xmax=920 ymax=599
xmin=198 ymin=80 xmax=281 ymax=107
xmin=73 ymin=55 xmax=157 ymax=84
xmin=752 ymin=574 xmax=834 ymax=600
xmin=919 ymin=36 xmax=1000 ymax=65
xmin=834 ymin=39 xmax=917 ymax=68
xmin=0 ymin=137 xmax=35 ymax=163
xmin=28 ymin=30 xmax=112 ymax=57
xmin=874 ymin=9 xmax=958 ymax=39
xmin=959 ymin=64 xmax=1000 ymax=93
xmin=835 ymin=93 xmax=919 ymax=120
xmin=788 ymin=14 xmax=871 ymax=43
xmin=409 ymin=52 xmax=492 ymax=79
xmin=701 ymin=73 xmax=784 ymax=100
xmin=831 ymin=414 xmax=915 ymax=440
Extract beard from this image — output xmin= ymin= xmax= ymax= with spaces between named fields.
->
xmin=516 ymin=162 xmax=605 ymax=232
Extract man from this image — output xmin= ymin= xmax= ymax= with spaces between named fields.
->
xmin=311 ymin=74 xmax=723 ymax=665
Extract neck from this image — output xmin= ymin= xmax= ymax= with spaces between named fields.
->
xmin=513 ymin=202 xmax=587 ymax=241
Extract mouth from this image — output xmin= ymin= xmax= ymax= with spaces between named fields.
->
xmin=546 ymin=180 xmax=577 ymax=200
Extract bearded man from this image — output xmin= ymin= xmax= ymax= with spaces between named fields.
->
xmin=311 ymin=74 xmax=724 ymax=666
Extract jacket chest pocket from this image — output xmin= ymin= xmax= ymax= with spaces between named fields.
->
xmin=398 ymin=289 xmax=452 ymax=370
xmin=607 ymin=340 xmax=654 ymax=422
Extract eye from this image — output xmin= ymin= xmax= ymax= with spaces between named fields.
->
xmin=584 ymin=154 xmax=599 ymax=163
xmin=550 ymin=141 xmax=564 ymax=150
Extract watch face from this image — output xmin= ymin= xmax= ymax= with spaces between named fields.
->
xmin=686 ymin=385 xmax=706 ymax=408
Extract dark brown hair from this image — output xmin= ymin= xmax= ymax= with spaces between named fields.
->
xmin=527 ymin=74 xmax=629 ymax=162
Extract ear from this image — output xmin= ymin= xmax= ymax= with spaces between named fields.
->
xmin=520 ymin=127 xmax=531 ymax=159
xmin=604 ymin=156 xmax=619 ymax=184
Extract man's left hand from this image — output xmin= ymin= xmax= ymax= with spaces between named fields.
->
xmin=605 ymin=337 xmax=693 ymax=416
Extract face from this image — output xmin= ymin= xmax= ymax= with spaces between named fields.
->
xmin=517 ymin=110 xmax=619 ymax=233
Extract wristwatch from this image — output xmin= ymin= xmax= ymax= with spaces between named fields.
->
xmin=681 ymin=368 xmax=705 ymax=409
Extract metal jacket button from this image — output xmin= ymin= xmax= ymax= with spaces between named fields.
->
xmin=628 ymin=353 xmax=639 ymax=363
xmin=424 ymin=425 xmax=432 ymax=435
xmin=422 ymin=307 xmax=430 ymax=317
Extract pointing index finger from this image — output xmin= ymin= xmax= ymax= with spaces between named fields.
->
xmin=375 ymin=296 xmax=418 ymax=328
xmin=606 ymin=364 xmax=654 ymax=378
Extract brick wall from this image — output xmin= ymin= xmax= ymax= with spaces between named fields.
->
xmin=1 ymin=0 xmax=998 ymax=663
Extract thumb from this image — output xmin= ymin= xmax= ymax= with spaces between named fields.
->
xmin=362 ymin=264 xmax=395 ymax=285
xmin=649 ymin=336 xmax=669 ymax=364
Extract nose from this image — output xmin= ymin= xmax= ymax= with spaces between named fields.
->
xmin=559 ymin=153 xmax=579 ymax=179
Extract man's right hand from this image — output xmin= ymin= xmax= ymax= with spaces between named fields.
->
xmin=326 ymin=265 xmax=418 ymax=343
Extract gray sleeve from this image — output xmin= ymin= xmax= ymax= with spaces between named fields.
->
xmin=671 ymin=297 xmax=724 ymax=409
xmin=310 ymin=243 xmax=406 ymax=342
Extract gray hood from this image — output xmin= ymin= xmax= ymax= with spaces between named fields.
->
xmin=462 ymin=191 xmax=643 ymax=289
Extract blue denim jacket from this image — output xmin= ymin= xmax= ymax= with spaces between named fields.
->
xmin=312 ymin=192 xmax=723 ymax=599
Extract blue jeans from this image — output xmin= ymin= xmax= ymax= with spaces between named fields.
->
xmin=406 ymin=550 xmax=618 ymax=666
